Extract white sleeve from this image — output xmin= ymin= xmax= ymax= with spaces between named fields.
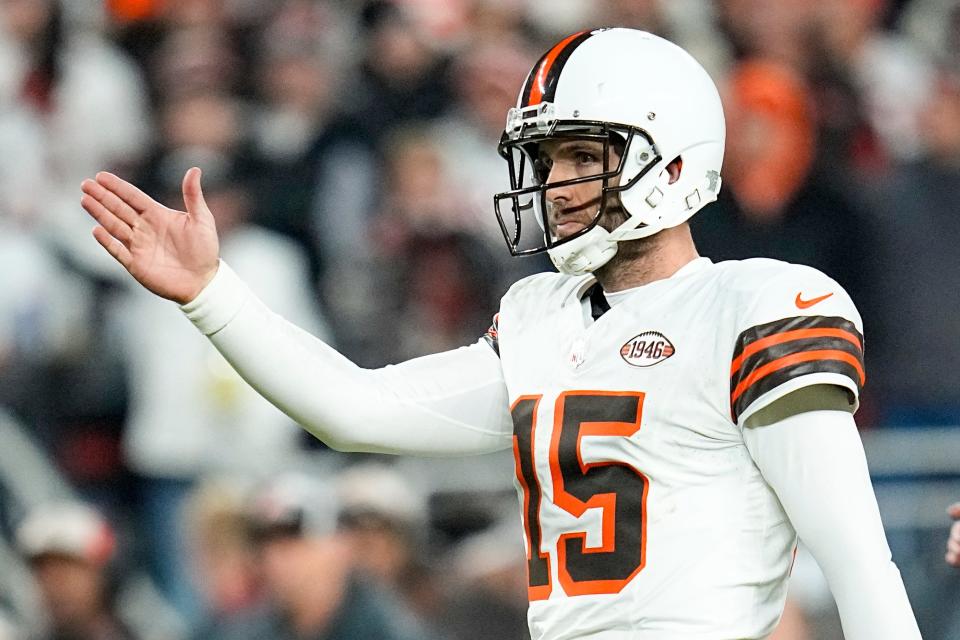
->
xmin=743 ymin=406 xmax=920 ymax=639
xmin=179 ymin=261 xmax=513 ymax=456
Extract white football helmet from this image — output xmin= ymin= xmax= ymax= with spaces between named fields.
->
xmin=494 ymin=28 xmax=725 ymax=275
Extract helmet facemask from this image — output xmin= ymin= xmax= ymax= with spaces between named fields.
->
xmin=494 ymin=105 xmax=663 ymax=274
xmin=495 ymin=113 xmax=661 ymax=258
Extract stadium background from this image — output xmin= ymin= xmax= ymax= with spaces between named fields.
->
xmin=0 ymin=0 xmax=959 ymax=637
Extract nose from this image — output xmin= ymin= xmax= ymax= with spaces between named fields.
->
xmin=545 ymin=161 xmax=576 ymax=206
xmin=545 ymin=158 xmax=576 ymax=185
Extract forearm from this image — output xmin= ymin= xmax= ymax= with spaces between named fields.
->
xmin=181 ymin=262 xmax=513 ymax=456
xmin=744 ymin=405 xmax=919 ymax=638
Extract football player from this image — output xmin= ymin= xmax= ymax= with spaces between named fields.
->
xmin=80 ymin=28 xmax=919 ymax=639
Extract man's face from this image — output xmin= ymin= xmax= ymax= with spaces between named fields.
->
xmin=257 ymin=534 xmax=352 ymax=606
xmin=537 ymin=138 xmax=623 ymax=241
xmin=31 ymin=555 xmax=103 ymax=626
xmin=258 ymin=536 xmax=313 ymax=602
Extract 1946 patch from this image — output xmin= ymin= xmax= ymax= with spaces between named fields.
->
xmin=620 ymin=332 xmax=675 ymax=367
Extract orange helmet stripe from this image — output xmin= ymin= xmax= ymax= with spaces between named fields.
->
xmin=522 ymin=30 xmax=592 ymax=107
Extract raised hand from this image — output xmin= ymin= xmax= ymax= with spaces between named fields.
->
xmin=80 ymin=168 xmax=220 ymax=305
xmin=947 ymin=503 xmax=960 ymax=566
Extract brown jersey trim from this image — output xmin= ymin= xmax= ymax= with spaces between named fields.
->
xmin=730 ymin=316 xmax=865 ymax=422
xmin=733 ymin=316 xmax=863 ymax=356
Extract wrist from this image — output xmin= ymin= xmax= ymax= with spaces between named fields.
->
xmin=179 ymin=263 xmax=221 ymax=305
xmin=180 ymin=260 xmax=250 ymax=335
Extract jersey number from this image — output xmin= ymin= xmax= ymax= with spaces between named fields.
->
xmin=512 ymin=391 xmax=648 ymax=600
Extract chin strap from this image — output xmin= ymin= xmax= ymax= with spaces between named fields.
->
xmin=549 ymin=225 xmax=618 ymax=275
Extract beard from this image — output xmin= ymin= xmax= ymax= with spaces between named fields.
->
xmin=593 ymin=195 xmax=663 ymax=279
xmin=547 ymin=188 xmax=659 ymax=270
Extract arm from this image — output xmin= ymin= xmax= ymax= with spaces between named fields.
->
xmin=743 ymin=386 xmax=920 ymax=639
xmin=79 ymin=169 xmax=512 ymax=457
xmin=181 ymin=262 xmax=512 ymax=456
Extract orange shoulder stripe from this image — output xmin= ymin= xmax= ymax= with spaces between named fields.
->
xmin=730 ymin=327 xmax=862 ymax=377
xmin=730 ymin=349 xmax=866 ymax=405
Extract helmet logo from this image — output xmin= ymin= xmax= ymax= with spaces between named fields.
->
xmin=620 ymin=332 xmax=675 ymax=367
xmin=706 ymin=170 xmax=720 ymax=192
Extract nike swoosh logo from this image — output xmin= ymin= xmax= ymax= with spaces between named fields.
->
xmin=795 ymin=292 xmax=834 ymax=309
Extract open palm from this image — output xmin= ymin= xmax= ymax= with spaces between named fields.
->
xmin=80 ymin=168 xmax=220 ymax=305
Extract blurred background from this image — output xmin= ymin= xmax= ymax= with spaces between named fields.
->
xmin=0 ymin=0 xmax=958 ymax=638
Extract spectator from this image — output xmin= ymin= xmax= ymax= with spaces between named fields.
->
xmin=335 ymin=463 xmax=435 ymax=620
xmin=336 ymin=464 xmax=427 ymax=585
xmin=466 ymin=0 xmax=529 ymax=45
xmin=183 ymin=478 xmax=263 ymax=640
xmin=716 ymin=0 xmax=818 ymax=71
xmin=811 ymin=0 xmax=935 ymax=169
xmin=114 ymin=89 xmax=330 ymax=620
xmin=346 ymin=0 xmax=454 ymax=145
xmin=15 ymin=502 xmax=140 ymax=640
xmin=0 ymin=225 xmax=92 ymax=440
xmin=592 ymin=0 xmax=729 ymax=74
xmin=0 ymin=0 xmax=150 ymax=275
xmin=691 ymin=59 xmax=873 ymax=311
xmin=868 ymin=63 xmax=960 ymax=425
xmin=210 ymin=472 xmax=427 ymax=640
xmin=148 ymin=26 xmax=240 ymax=102
xmin=437 ymin=519 xmax=529 ymax=640
xmin=363 ymin=128 xmax=501 ymax=363
xmin=0 ymin=0 xmax=150 ymax=490
xmin=433 ymin=36 xmax=544 ymax=268
xmin=248 ymin=1 xmax=377 ymax=287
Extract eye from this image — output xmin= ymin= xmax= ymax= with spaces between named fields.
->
xmin=533 ymin=156 xmax=553 ymax=182
xmin=575 ymin=151 xmax=599 ymax=165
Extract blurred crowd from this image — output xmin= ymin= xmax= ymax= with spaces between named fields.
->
xmin=0 ymin=0 xmax=958 ymax=638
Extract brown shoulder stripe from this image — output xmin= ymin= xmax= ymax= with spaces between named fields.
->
xmin=730 ymin=316 xmax=864 ymax=422
xmin=733 ymin=316 xmax=863 ymax=357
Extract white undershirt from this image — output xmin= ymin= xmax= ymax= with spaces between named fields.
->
xmin=179 ymin=260 xmax=919 ymax=638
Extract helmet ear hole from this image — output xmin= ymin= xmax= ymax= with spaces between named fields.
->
xmin=667 ymin=156 xmax=683 ymax=185
xmin=610 ymin=133 xmax=627 ymax=158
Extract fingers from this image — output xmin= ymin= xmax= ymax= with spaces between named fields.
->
xmin=81 ymin=193 xmax=133 ymax=245
xmin=947 ymin=520 xmax=960 ymax=566
xmin=82 ymin=178 xmax=141 ymax=228
xmin=94 ymin=171 xmax=159 ymax=213
xmin=948 ymin=502 xmax=960 ymax=519
xmin=92 ymin=226 xmax=133 ymax=269
xmin=946 ymin=505 xmax=960 ymax=566
xmin=181 ymin=167 xmax=214 ymax=224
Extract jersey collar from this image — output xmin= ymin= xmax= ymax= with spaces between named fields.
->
xmin=566 ymin=256 xmax=714 ymax=306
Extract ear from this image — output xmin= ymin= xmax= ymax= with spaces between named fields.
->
xmin=666 ymin=157 xmax=683 ymax=185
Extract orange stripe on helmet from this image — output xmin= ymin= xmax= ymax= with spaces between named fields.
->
xmin=528 ymin=31 xmax=589 ymax=105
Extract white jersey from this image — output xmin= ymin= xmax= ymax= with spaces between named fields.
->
xmin=182 ymin=257 xmax=917 ymax=639
xmin=487 ymin=257 xmax=864 ymax=640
